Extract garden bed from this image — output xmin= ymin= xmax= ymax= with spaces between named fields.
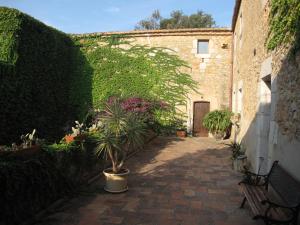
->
xmin=0 ymin=128 xmax=156 ymax=225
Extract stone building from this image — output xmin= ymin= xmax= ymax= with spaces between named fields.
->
xmin=232 ymin=0 xmax=300 ymax=180
xmin=83 ymin=0 xmax=300 ymax=180
xmin=90 ymin=28 xmax=233 ymax=136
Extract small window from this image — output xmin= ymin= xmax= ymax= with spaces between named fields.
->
xmin=197 ymin=40 xmax=209 ymax=54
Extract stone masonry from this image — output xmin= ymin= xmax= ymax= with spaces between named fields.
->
xmin=232 ymin=0 xmax=300 ymax=180
xmin=76 ymin=1 xmax=300 ymax=180
xmin=79 ymin=29 xmax=232 ymax=132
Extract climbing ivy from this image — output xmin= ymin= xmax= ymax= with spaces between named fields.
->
xmin=267 ymin=0 xmax=300 ymax=52
xmin=73 ymin=35 xmax=198 ymax=121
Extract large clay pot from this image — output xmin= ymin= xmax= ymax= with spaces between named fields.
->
xmin=103 ymin=168 xmax=130 ymax=193
xmin=213 ymin=132 xmax=225 ymax=140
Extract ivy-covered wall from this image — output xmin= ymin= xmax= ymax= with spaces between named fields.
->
xmin=267 ymin=0 xmax=300 ymax=53
xmin=72 ymin=35 xmax=199 ymax=130
xmin=0 ymin=7 xmax=92 ymax=144
xmin=0 ymin=7 xmax=198 ymax=144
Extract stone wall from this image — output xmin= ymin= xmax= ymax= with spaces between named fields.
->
xmin=232 ymin=0 xmax=300 ymax=180
xmin=87 ymin=29 xmax=232 ymax=132
xmin=269 ymin=45 xmax=300 ymax=181
xmin=232 ymin=0 xmax=270 ymax=173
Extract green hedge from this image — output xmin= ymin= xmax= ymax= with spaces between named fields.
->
xmin=0 ymin=139 xmax=104 ymax=225
xmin=0 ymin=7 xmax=92 ymax=144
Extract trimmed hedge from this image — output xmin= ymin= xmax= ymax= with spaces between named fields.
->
xmin=0 ymin=7 xmax=92 ymax=144
xmin=0 ymin=139 xmax=104 ymax=225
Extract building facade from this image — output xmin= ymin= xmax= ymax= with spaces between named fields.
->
xmin=83 ymin=0 xmax=300 ymax=180
xmin=232 ymin=0 xmax=300 ymax=180
xmin=93 ymin=29 xmax=233 ymax=135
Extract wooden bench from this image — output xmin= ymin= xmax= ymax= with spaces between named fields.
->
xmin=239 ymin=161 xmax=300 ymax=225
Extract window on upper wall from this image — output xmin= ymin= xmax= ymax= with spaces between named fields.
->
xmin=197 ymin=40 xmax=209 ymax=54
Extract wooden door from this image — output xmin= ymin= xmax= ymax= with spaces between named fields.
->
xmin=193 ymin=101 xmax=210 ymax=137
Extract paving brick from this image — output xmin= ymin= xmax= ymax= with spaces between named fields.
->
xmin=35 ymin=137 xmax=262 ymax=225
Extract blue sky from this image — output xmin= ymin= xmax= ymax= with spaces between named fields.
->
xmin=0 ymin=0 xmax=236 ymax=34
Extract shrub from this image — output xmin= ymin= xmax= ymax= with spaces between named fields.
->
xmin=0 ymin=134 xmax=104 ymax=224
xmin=0 ymin=155 xmax=72 ymax=224
xmin=203 ymin=110 xmax=233 ymax=135
xmin=0 ymin=7 xmax=92 ymax=144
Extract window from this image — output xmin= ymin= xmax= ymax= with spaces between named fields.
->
xmin=197 ymin=40 xmax=209 ymax=54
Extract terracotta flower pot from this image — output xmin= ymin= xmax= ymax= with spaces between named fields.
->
xmin=176 ymin=130 xmax=187 ymax=138
xmin=103 ymin=168 xmax=130 ymax=193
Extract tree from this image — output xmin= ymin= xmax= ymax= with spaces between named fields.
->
xmin=160 ymin=10 xmax=189 ymax=29
xmin=187 ymin=11 xmax=215 ymax=28
xmin=135 ymin=10 xmax=162 ymax=30
xmin=135 ymin=10 xmax=216 ymax=30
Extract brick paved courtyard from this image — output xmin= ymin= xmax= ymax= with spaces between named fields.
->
xmin=35 ymin=137 xmax=262 ymax=225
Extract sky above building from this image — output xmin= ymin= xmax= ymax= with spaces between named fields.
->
xmin=0 ymin=0 xmax=236 ymax=34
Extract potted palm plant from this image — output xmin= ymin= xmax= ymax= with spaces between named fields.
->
xmin=203 ymin=110 xmax=233 ymax=140
xmin=95 ymin=100 xmax=147 ymax=193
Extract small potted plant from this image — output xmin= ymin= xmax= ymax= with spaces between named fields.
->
xmin=176 ymin=120 xmax=187 ymax=138
xmin=20 ymin=129 xmax=40 ymax=150
xmin=203 ymin=110 xmax=233 ymax=140
xmin=64 ymin=121 xmax=85 ymax=143
xmin=4 ymin=129 xmax=42 ymax=158
xmin=227 ymin=141 xmax=247 ymax=172
xmin=95 ymin=100 xmax=147 ymax=193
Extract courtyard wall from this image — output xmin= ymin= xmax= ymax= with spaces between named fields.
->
xmin=232 ymin=0 xmax=300 ymax=179
xmin=79 ymin=29 xmax=232 ymax=132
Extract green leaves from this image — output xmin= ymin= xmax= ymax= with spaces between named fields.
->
xmin=123 ymin=113 xmax=147 ymax=150
xmin=74 ymin=35 xmax=198 ymax=122
xmin=267 ymin=0 xmax=300 ymax=52
xmin=135 ymin=9 xmax=215 ymax=30
xmin=95 ymin=100 xmax=147 ymax=173
xmin=203 ymin=110 xmax=233 ymax=133
xmin=0 ymin=7 xmax=92 ymax=144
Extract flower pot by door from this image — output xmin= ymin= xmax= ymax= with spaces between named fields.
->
xmin=103 ymin=168 xmax=130 ymax=193
xmin=176 ymin=130 xmax=187 ymax=138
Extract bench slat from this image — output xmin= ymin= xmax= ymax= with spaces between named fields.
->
xmin=239 ymin=161 xmax=300 ymax=224
xmin=241 ymin=183 xmax=264 ymax=216
xmin=241 ymin=183 xmax=287 ymax=220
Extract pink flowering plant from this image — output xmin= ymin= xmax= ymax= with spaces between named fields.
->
xmin=107 ymin=96 xmax=169 ymax=122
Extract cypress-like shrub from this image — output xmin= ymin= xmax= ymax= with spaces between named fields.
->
xmin=0 ymin=7 xmax=92 ymax=144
